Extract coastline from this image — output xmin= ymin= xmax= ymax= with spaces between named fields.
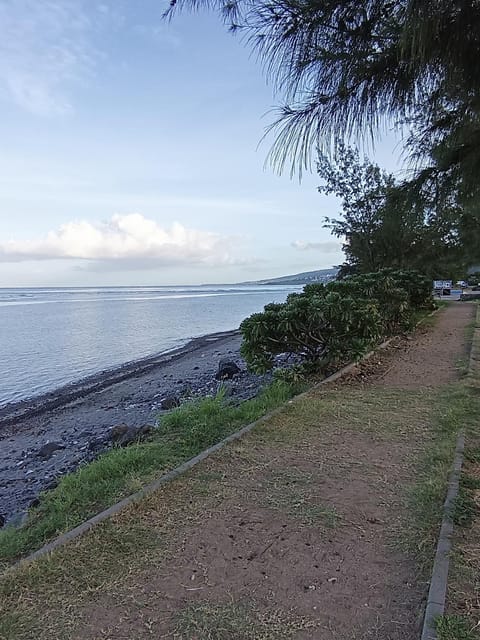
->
xmin=0 ymin=327 xmax=272 ymax=524
xmin=0 ymin=329 xmax=240 ymax=429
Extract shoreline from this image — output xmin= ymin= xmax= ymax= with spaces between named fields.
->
xmin=0 ymin=327 xmax=273 ymax=524
xmin=0 ymin=329 xmax=240 ymax=429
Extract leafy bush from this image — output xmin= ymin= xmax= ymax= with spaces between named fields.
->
xmin=240 ymin=269 xmax=433 ymax=373
xmin=241 ymin=290 xmax=382 ymax=373
xmin=327 ymin=273 xmax=410 ymax=333
xmin=380 ymin=268 xmax=434 ymax=310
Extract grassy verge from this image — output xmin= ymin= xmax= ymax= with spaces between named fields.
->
xmin=435 ymin=443 xmax=480 ymax=639
xmin=430 ymin=305 xmax=480 ymax=638
xmin=403 ymin=385 xmax=480 ymax=572
xmin=437 ymin=615 xmax=479 ymax=640
xmin=0 ymin=379 xmax=304 ymax=568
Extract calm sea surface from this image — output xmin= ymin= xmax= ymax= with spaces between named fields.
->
xmin=0 ymin=285 xmax=298 ymax=407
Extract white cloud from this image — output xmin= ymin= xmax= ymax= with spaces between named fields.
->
xmin=0 ymin=213 xmax=242 ymax=269
xmin=292 ymin=240 xmax=342 ymax=253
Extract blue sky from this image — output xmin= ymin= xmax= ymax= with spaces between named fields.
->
xmin=0 ymin=0 xmax=404 ymax=286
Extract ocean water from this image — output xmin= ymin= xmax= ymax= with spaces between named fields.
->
xmin=0 ymin=285 xmax=298 ymax=407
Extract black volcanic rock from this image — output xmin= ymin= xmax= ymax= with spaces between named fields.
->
xmin=215 ymin=359 xmax=241 ymax=380
xmin=161 ymin=395 xmax=180 ymax=410
xmin=37 ymin=441 xmax=64 ymax=460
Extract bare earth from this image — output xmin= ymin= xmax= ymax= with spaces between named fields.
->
xmin=375 ymin=303 xmax=473 ymax=388
xmin=1 ymin=302 xmax=475 ymax=640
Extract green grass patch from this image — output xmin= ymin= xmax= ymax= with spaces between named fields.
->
xmin=404 ymin=385 xmax=480 ymax=570
xmin=172 ymin=602 xmax=317 ymax=640
xmin=452 ymin=474 xmax=480 ymax=528
xmin=460 ymin=473 xmax=480 ymax=491
xmin=155 ymin=381 xmax=304 ymax=455
xmin=452 ymin=487 xmax=478 ymax=528
xmin=0 ymin=610 xmax=37 ymax=640
xmin=0 ymin=380 xmax=304 ymax=568
xmin=465 ymin=447 xmax=480 ymax=464
xmin=436 ymin=615 xmax=479 ymax=640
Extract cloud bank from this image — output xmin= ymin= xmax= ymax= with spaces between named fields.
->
xmin=292 ymin=240 xmax=342 ymax=253
xmin=0 ymin=214 xmax=240 ymax=269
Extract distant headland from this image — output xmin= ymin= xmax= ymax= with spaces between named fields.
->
xmin=251 ymin=268 xmax=338 ymax=286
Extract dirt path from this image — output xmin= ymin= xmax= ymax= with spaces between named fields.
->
xmin=0 ymin=303 xmax=475 ymax=640
xmin=376 ymin=303 xmax=473 ymax=388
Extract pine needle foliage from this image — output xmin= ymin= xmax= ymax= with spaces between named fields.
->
xmin=166 ymin=0 xmax=480 ymax=185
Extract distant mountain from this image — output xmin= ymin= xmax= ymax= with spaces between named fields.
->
xmin=256 ymin=268 xmax=338 ymax=285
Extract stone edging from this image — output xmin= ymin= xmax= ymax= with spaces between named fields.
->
xmin=421 ymin=302 xmax=478 ymax=639
xmin=6 ymin=309 xmax=437 ymax=573
xmin=421 ymin=433 xmax=465 ymax=640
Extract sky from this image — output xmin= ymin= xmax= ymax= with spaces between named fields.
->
xmin=0 ymin=0 xmax=406 ymax=287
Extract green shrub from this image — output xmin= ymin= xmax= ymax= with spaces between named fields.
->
xmin=380 ymin=268 xmax=434 ymax=310
xmin=240 ymin=290 xmax=382 ymax=373
xmin=240 ymin=269 xmax=432 ymax=374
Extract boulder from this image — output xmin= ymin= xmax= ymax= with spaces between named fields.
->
xmin=37 ymin=441 xmax=64 ymax=460
xmin=109 ymin=423 xmax=153 ymax=447
xmin=43 ymin=479 xmax=59 ymax=492
xmin=29 ymin=497 xmax=41 ymax=509
xmin=88 ymin=436 xmax=108 ymax=451
xmin=161 ymin=395 xmax=181 ymax=410
xmin=215 ymin=358 xmax=241 ymax=380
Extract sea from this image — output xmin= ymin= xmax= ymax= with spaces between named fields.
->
xmin=0 ymin=285 xmax=299 ymax=408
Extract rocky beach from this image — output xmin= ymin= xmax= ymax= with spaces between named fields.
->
xmin=0 ymin=330 xmax=274 ymax=526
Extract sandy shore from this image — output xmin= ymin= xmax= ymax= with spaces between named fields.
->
xmin=0 ymin=330 xmax=273 ymax=524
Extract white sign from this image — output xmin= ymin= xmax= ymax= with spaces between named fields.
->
xmin=433 ymin=280 xmax=452 ymax=289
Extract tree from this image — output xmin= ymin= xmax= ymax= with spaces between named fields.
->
xmin=166 ymin=0 xmax=480 ymax=191
xmin=318 ymin=146 xmax=463 ymax=278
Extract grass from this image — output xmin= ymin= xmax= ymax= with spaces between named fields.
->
xmin=456 ymin=312 xmax=479 ymax=375
xmin=452 ymin=484 xmax=478 ymax=527
xmin=431 ymin=307 xmax=480 ymax=639
xmin=0 ymin=379 xmax=304 ymax=567
xmin=437 ymin=615 xmax=479 ymax=640
xmin=404 ymin=385 xmax=480 ymax=570
xmin=439 ymin=439 xmax=480 ymax=638
xmin=172 ymin=602 xmax=317 ymax=640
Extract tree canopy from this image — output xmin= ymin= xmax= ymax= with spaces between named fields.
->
xmin=318 ymin=146 xmax=463 ymax=278
xmin=166 ymin=1 xmax=480 ymax=193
